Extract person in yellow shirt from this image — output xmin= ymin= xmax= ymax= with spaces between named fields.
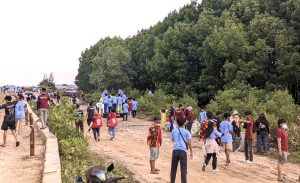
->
xmin=160 ymin=107 xmax=168 ymax=131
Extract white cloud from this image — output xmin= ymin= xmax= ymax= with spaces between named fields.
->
xmin=0 ymin=0 xmax=191 ymax=86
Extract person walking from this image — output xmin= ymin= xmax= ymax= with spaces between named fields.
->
xmin=219 ymin=112 xmax=233 ymax=166
xmin=0 ymin=96 xmax=20 ymax=147
xmin=86 ymin=102 xmax=96 ymax=126
xmin=170 ymin=118 xmax=193 ymax=183
xmin=241 ymin=111 xmax=254 ymax=163
xmin=122 ymin=100 xmax=129 ymax=121
xmin=37 ymin=88 xmax=50 ymax=129
xmin=89 ymin=110 xmax=102 ymax=141
xmin=231 ymin=110 xmax=242 ymax=152
xmin=147 ymin=117 xmax=162 ymax=174
xmin=185 ymin=106 xmax=194 ymax=133
xmin=202 ymin=121 xmax=223 ymax=172
xmin=276 ymin=119 xmax=289 ymax=182
xmin=75 ymin=104 xmax=84 ymax=133
xmin=107 ymin=109 xmax=118 ymax=140
xmin=131 ymin=98 xmax=138 ymax=118
xmin=198 ymin=105 xmax=207 ymax=124
xmin=255 ymin=113 xmax=270 ymax=153
xmin=56 ymin=92 xmax=61 ymax=104
xmin=15 ymin=94 xmax=27 ymax=135
xmin=160 ymin=107 xmax=168 ymax=131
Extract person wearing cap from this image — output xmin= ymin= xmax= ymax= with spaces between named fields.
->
xmin=219 ymin=112 xmax=233 ymax=166
xmin=276 ymin=118 xmax=289 ymax=182
xmin=0 ymin=95 xmax=20 ymax=147
xmin=231 ymin=110 xmax=242 ymax=152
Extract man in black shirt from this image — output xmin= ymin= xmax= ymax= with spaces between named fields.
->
xmin=0 ymin=96 xmax=20 ymax=147
xmin=86 ymin=102 xmax=95 ymax=126
xmin=75 ymin=104 xmax=84 ymax=133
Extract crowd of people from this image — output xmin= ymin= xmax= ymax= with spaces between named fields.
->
xmin=148 ymin=104 xmax=290 ymax=183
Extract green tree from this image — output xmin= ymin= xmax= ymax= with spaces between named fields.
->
xmin=39 ymin=72 xmax=56 ymax=91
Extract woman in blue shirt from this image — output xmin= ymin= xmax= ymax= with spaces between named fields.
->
xmin=15 ymin=94 xmax=27 ymax=135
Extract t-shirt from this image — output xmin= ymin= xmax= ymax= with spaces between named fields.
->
xmin=15 ymin=100 xmax=26 ymax=119
xmin=117 ymin=96 xmax=123 ymax=104
xmin=219 ymin=120 xmax=233 ymax=143
xmin=127 ymin=101 xmax=132 ymax=110
xmin=75 ymin=109 xmax=83 ymax=123
xmin=108 ymin=97 xmax=113 ymax=107
xmin=123 ymin=103 xmax=129 ymax=113
xmin=107 ymin=112 xmax=118 ymax=127
xmin=175 ymin=108 xmax=185 ymax=121
xmin=186 ymin=110 xmax=194 ymax=122
xmin=112 ymin=96 xmax=117 ymax=104
xmin=276 ymin=128 xmax=288 ymax=151
xmin=132 ymin=101 xmax=138 ymax=110
xmin=0 ymin=101 xmax=18 ymax=122
xmin=147 ymin=123 xmax=162 ymax=147
xmin=103 ymin=96 xmax=109 ymax=104
xmin=91 ymin=114 xmax=102 ymax=128
xmin=87 ymin=106 xmax=95 ymax=120
xmin=199 ymin=111 xmax=207 ymax=123
xmin=245 ymin=117 xmax=254 ymax=140
xmin=171 ymin=127 xmax=192 ymax=152
xmin=38 ymin=94 xmax=50 ymax=109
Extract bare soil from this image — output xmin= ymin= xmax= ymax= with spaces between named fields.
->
xmin=0 ymin=94 xmax=45 ymax=183
xmin=86 ymin=117 xmax=300 ymax=183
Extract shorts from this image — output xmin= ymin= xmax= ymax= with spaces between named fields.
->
xmin=1 ymin=120 xmax=16 ymax=130
xmin=150 ymin=147 xmax=159 ymax=160
xmin=223 ymin=142 xmax=233 ymax=151
xmin=278 ymin=151 xmax=288 ymax=164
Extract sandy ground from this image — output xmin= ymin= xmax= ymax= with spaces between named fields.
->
xmin=0 ymin=94 xmax=45 ymax=183
xmin=85 ymin=116 xmax=300 ymax=183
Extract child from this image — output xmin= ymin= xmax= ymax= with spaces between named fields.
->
xmin=165 ymin=117 xmax=171 ymax=132
xmin=160 ymin=107 xmax=168 ymax=131
xmin=147 ymin=117 xmax=162 ymax=174
xmin=75 ymin=104 xmax=84 ymax=133
xmin=89 ymin=110 xmax=102 ymax=141
xmin=123 ymin=100 xmax=129 ymax=121
xmin=107 ymin=108 xmax=118 ymax=140
xmin=202 ymin=121 xmax=223 ymax=172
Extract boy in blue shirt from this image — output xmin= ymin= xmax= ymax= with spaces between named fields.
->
xmin=131 ymin=99 xmax=138 ymax=118
xmin=170 ymin=118 xmax=193 ymax=183
xmin=219 ymin=112 xmax=233 ymax=166
xmin=117 ymin=94 xmax=123 ymax=114
xmin=122 ymin=100 xmax=129 ymax=121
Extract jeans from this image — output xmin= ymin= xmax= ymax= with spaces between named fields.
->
xmin=108 ymin=127 xmax=116 ymax=138
xmin=92 ymin=128 xmax=100 ymax=140
xmin=39 ymin=109 xmax=48 ymax=128
xmin=257 ymin=133 xmax=269 ymax=152
xmin=244 ymin=139 xmax=253 ymax=161
xmin=132 ymin=110 xmax=136 ymax=118
xmin=104 ymin=103 xmax=108 ymax=113
xmin=186 ymin=122 xmax=193 ymax=133
xmin=170 ymin=150 xmax=187 ymax=183
xmin=205 ymin=153 xmax=217 ymax=169
xmin=123 ymin=113 xmax=128 ymax=121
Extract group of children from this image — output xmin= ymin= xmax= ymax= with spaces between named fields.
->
xmin=147 ymin=104 xmax=290 ymax=183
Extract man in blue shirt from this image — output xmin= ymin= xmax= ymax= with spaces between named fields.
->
xmin=122 ymin=100 xmax=129 ymax=121
xmin=131 ymin=99 xmax=138 ymax=118
xmin=117 ymin=95 xmax=123 ymax=114
xmin=219 ymin=112 xmax=233 ymax=166
xmin=170 ymin=118 xmax=193 ymax=183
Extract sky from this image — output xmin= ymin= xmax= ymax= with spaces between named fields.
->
xmin=0 ymin=0 xmax=192 ymax=86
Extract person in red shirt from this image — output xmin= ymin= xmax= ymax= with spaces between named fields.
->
xmin=241 ymin=111 xmax=254 ymax=163
xmin=185 ymin=106 xmax=194 ymax=133
xmin=89 ymin=110 xmax=103 ymax=141
xmin=37 ymin=88 xmax=50 ymax=129
xmin=276 ymin=118 xmax=288 ymax=182
xmin=107 ymin=109 xmax=118 ymax=140
xmin=174 ymin=104 xmax=185 ymax=123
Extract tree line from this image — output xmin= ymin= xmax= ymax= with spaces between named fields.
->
xmin=75 ymin=0 xmax=300 ymax=105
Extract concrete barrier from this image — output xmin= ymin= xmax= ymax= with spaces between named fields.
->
xmin=29 ymin=106 xmax=62 ymax=183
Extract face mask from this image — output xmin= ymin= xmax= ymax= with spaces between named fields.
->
xmin=281 ymin=123 xmax=288 ymax=130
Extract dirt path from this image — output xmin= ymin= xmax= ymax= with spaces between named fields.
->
xmin=85 ymin=116 xmax=300 ymax=183
xmin=0 ymin=94 xmax=45 ymax=183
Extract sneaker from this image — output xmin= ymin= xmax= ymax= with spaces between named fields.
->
xmin=16 ymin=141 xmax=20 ymax=147
xmin=212 ymin=169 xmax=220 ymax=172
xmin=202 ymin=164 xmax=206 ymax=171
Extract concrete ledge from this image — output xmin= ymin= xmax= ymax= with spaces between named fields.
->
xmin=30 ymin=108 xmax=62 ymax=183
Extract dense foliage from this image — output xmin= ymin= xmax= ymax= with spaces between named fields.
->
xmin=75 ymin=0 xmax=300 ymax=105
xmin=47 ymin=98 xmax=132 ymax=183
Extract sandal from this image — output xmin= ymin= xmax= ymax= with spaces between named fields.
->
xmin=150 ymin=171 xmax=159 ymax=174
xmin=155 ymin=169 xmax=160 ymax=171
